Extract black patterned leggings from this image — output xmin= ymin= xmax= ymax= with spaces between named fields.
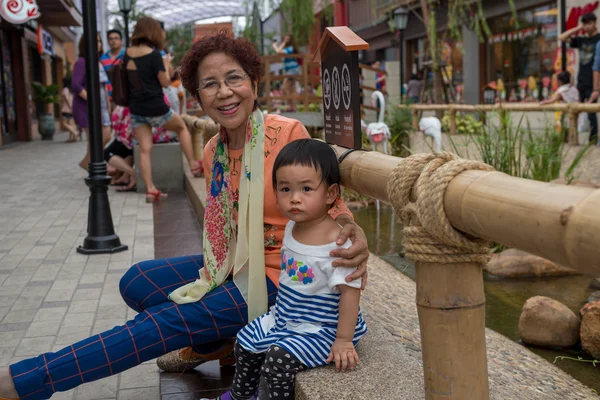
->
xmin=228 ymin=341 xmax=307 ymax=400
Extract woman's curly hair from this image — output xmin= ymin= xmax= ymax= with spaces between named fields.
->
xmin=180 ymin=30 xmax=263 ymax=103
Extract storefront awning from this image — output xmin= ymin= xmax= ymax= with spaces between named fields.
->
xmin=112 ymin=0 xmax=245 ymax=28
xmin=38 ymin=0 xmax=82 ymax=27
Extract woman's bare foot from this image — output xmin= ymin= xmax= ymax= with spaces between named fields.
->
xmin=116 ymin=176 xmax=136 ymax=192
xmin=0 ymin=367 xmax=19 ymax=399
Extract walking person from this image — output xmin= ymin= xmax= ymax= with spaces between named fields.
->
xmin=201 ymin=139 xmax=367 ymax=400
xmin=72 ymin=34 xmax=112 ymax=171
xmin=406 ymin=73 xmax=423 ymax=104
xmin=0 ymin=32 xmax=370 ymax=400
xmin=60 ymin=77 xmax=80 ymax=142
xmin=124 ymin=16 xmax=203 ymax=202
xmin=560 ymin=12 xmax=600 ymax=143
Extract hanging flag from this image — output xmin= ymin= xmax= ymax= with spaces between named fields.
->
xmin=0 ymin=0 xmax=40 ymax=25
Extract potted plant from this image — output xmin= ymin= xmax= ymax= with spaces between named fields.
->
xmin=31 ymin=81 xmax=61 ymax=140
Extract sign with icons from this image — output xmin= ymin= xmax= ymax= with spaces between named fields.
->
xmin=0 ymin=0 xmax=40 ymax=25
xmin=314 ymin=27 xmax=368 ymax=149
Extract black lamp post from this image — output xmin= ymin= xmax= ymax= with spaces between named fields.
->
xmin=393 ymin=7 xmax=408 ymax=103
xmin=119 ymin=0 xmax=132 ymax=48
xmin=77 ymin=0 xmax=127 ymax=255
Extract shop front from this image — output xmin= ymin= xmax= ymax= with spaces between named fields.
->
xmin=486 ymin=3 xmax=559 ymax=103
xmin=0 ymin=0 xmax=80 ymax=148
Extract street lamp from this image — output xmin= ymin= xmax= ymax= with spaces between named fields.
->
xmin=77 ymin=0 xmax=127 ymax=255
xmin=393 ymin=7 xmax=408 ymax=103
xmin=118 ymin=0 xmax=132 ymax=47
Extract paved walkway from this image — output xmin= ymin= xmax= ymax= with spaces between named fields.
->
xmin=0 ymin=132 xmax=158 ymax=400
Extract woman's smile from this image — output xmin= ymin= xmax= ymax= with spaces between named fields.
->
xmin=217 ymin=102 xmax=241 ymax=115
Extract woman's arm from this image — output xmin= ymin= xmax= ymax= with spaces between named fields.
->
xmin=326 ymin=285 xmax=361 ymax=372
xmin=72 ymin=59 xmax=87 ymax=100
xmin=272 ymin=41 xmax=287 ymax=54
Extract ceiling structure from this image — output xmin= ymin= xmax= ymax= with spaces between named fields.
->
xmin=107 ymin=0 xmax=247 ymax=28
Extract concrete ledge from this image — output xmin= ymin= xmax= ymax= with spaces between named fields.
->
xmin=134 ymin=142 xmax=184 ymax=194
xmin=296 ymin=321 xmax=425 ymax=400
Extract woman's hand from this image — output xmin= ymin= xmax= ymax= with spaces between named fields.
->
xmin=331 ymin=216 xmax=369 ymax=289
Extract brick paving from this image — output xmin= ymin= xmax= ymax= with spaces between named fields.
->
xmin=0 ymin=132 xmax=158 ymax=400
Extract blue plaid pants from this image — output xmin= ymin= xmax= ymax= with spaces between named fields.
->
xmin=10 ymin=255 xmax=278 ymax=400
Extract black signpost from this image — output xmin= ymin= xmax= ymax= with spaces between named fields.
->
xmin=315 ymin=27 xmax=369 ymax=150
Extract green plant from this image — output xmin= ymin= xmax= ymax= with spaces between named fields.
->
xmin=441 ymin=113 xmax=484 ymax=134
xmin=279 ymin=0 xmax=315 ymax=46
xmin=524 ymin=126 xmax=593 ymax=183
xmin=31 ymin=82 xmax=60 ymax=106
xmin=385 ymin=103 xmax=412 ymax=157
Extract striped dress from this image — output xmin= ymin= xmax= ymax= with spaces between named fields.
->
xmin=237 ymin=221 xmax=368 ymax=368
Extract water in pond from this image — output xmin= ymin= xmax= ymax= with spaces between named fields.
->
xmin=352 ymin=203 xmax=600 ymax=393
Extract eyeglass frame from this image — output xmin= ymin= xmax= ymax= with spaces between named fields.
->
xmin=197 ymin=73 xmax=250 ymax=96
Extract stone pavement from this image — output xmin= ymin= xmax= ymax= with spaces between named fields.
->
xmin=0 ymin=132 xmax=158 ymax=400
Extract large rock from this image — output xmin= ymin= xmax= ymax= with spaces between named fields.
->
xmin=485 ymin=249 xmax=579 ymax=278
xmin=518 ymin=296 xmax=580 ymax=348
xmin=580 ymin=302 xmax=600 ymax=359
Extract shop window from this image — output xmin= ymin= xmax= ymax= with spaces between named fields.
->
xmin=487 ymin=3 xmax=558 ymax=102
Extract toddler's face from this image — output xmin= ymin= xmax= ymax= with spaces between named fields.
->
xmin=275 ymin=165 xmax=337 ymax=223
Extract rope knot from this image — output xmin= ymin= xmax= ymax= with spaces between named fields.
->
xmin=386 ymin=152 xmax=495 ymax=264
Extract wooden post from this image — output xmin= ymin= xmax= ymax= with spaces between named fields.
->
xmin=265 ymin=58 xmax=272 ymax=114
xmin=449 ymin=105 xmax=457 ymax=135
xmin=568 ymin=106 xmax=578 ymax=145
xmin=302 ymin=54 xmax=309 ymax=111
xmin=412 ymin=109 xmax=419 ymax=131
xmin=417 ymin=262 xmax=489 ymax=399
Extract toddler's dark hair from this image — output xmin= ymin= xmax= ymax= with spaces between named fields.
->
xmin=557 ymin=71 xmax=571 ymax=86
xmin=272 ymin=139 xmax=340 ymax=189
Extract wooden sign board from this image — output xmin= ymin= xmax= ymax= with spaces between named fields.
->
xmin=314 ymin=27 xmax=369 ymax=149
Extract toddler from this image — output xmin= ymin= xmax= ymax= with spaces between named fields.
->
xmin=204 ymin=139 xmax=367 ymax=400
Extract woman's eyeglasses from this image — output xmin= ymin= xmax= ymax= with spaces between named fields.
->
xmin=198 ymin=73 xmax=248 ymax=96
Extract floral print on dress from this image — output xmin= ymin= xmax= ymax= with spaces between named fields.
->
xmin=281 ymin=251 xmax=314 ymax=285
xmin=264 ymin=224 xmax=279 ymax=250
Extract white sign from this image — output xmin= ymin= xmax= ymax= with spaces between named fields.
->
xmin=37 ymin=25 xmax=54 ymax=57
xmin=0 ymin=0 xmax=40 ymax=24
xmin=332 ymin=66 xmax=340 ymax=110
xmin=323 ymin=69 xmax=331 ymax=110
xmin=342 ymin=64 xmax=351 ymax=110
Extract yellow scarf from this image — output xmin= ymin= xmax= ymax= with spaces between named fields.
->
xmin=169 ymin=109 xmax=267 ymax=322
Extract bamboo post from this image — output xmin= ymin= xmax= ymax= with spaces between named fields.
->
xmin=417 ymin=262 xmax=489 ymax=399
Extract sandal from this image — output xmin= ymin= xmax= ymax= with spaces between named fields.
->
xmin=191 ymin=160 xmax=204 ymax=178
xmin=146 ymin=190 xmax=167 ymax=203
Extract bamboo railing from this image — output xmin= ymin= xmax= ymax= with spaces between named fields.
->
xmin=182 ymin=115 xmax=600 ymax=399
xmin=405 ymin=103 xmax=600 ymax=145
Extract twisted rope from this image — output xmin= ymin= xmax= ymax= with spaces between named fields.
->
xmin=386 ymin=152 xmax=495 ymax=264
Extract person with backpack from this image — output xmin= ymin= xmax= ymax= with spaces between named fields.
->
xmin=122 ymin=16 xmax=203 ymax=202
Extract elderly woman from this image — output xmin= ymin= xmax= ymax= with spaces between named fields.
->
xmin=0 ymin=32 xmax=369 ymax=400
